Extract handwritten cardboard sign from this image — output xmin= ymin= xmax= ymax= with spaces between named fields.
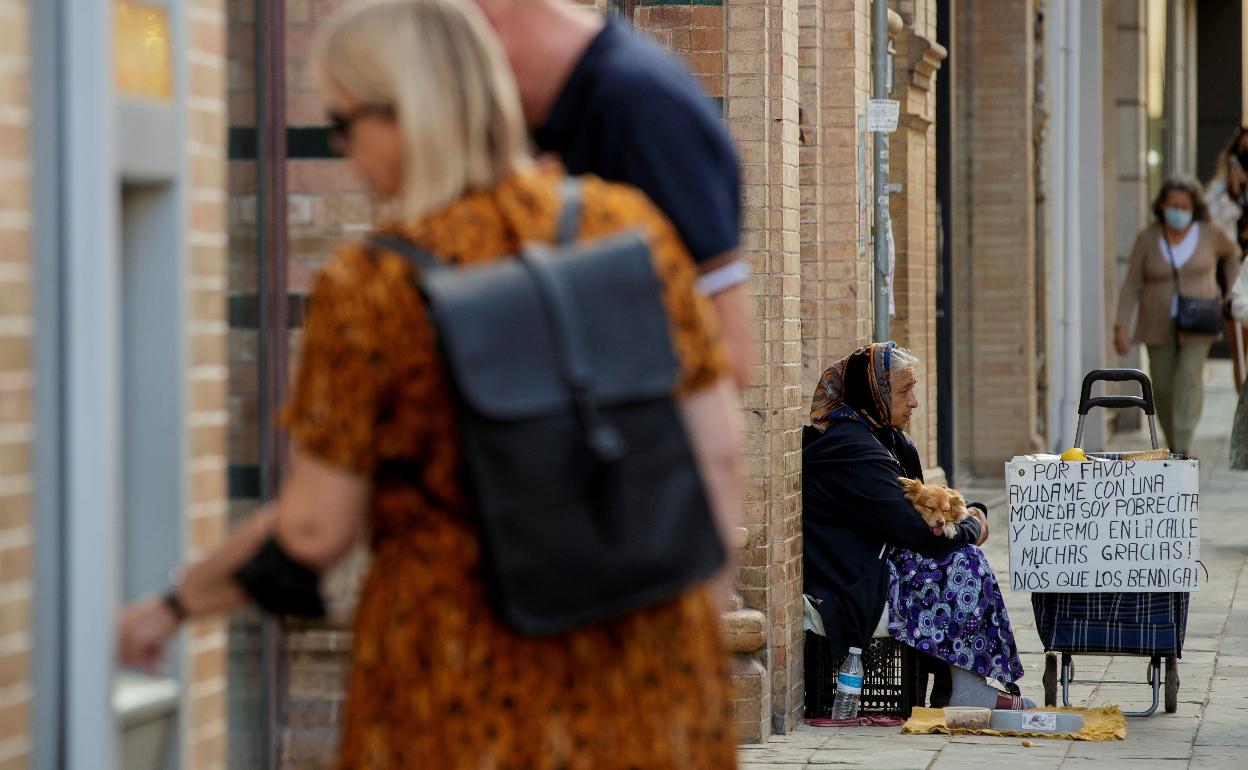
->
xmin=1005 ymin=458 xmax=1200 ymax=593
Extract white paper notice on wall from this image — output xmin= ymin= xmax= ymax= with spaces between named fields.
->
xmin=867 ymin=99 xmax=900 ymax=132
xmin=1005 ymin=457 xmax=1201 ymax=593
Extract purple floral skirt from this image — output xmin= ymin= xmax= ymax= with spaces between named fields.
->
xmin=886 ymin=544 xmax=1025 ymax=685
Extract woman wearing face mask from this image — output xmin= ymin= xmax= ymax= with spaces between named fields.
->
xmin=1115 ymin=176 xmax=1242 ymax=456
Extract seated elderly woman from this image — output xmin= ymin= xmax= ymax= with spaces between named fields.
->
xmin=802 ymin=342 xmax=1034 ymax=710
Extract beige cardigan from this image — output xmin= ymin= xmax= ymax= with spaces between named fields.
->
xmin=1115 ymin=222 xmax=1241 ymax=346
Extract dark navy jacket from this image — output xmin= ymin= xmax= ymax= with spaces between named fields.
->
xmin=802 ymin=421 xmax=981 ymax=654
xmin=534 ymin=18 xmax=740 ymax=267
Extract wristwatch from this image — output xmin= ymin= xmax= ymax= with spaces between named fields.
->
xmin=162 ymin=587 xmax=188 ymax=623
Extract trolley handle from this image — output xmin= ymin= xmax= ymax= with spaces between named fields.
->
xmin=1073 ymin=368 xmax=1161 ymax=451
xmin=1078 ymin=369 xmax=1156 ymax=417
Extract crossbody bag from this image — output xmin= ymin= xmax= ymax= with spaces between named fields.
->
xmin=1162 ymin=233 xmax=1224 ymax=335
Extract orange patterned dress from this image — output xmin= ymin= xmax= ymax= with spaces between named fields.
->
xmin=284 ymin=166 xmax=737 ymax=770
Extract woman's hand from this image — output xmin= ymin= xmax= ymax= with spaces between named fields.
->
xmin=970 ymin=507 xmax=989 ymax=546
xmin=118 ymin=596 xmax=182 ymax=671
xmin=1114 ymin=326 xmax=1131 ymax=357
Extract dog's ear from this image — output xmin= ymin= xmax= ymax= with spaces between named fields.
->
xmin=898 ymin=477 xmax=922 ymax=499
xmin=948 ymin=489 xmax=967 ymax=512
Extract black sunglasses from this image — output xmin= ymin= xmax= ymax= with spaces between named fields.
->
xmin=327 ymin=104 xmax=395 ymax=150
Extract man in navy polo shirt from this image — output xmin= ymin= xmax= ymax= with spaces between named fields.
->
xmin=474 ymin=0 xmax=755 ymax=387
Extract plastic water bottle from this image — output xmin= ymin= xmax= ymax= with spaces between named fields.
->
xmin=830 ymin=646 xmax=864 ymax=720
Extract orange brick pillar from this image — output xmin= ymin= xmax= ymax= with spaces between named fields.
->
xmin=725 ymin=0 xmax=805 ymax=740
xmin=185 ymin=0 xmax=232 ymax=766
xmin=888 ymin=0 xmax=946 ymax=475
xmin=806 ymin=0 xmax=875 ymax=380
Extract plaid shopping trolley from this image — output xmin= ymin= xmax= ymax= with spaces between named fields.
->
xmin=1029 ymin=370 xmax=1193 ymax=717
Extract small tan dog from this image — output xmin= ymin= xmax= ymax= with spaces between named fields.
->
xmin=899 ymin=477 xmax=968 ymax=539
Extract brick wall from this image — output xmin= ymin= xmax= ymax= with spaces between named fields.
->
xmin=952 ymin=0 xmax=1040 ymax=479
xmin=0 ymin=0 xmax=30 ymax=766
xmin=281 ymin=0 xmax=372 ymax=763
xmin=185 ymin=0 xmax=232 ymax=767
xmin=1110 ymin=0 xmax=1148 ymax=430
xmin=798 ymin=0 xmax=828 ymax=399
xmin=798 ymin=0 xmax=875 ymax=399
xmin=225 ymin=0 xmax=372 ymax=764
xmin=810 ymin=0 xmax=874 ymax=377
xmin=726 ymin=0 xmax=805 ymax=740
xmin=633 ymin=2 xmax=725 ymax=101
xmin=224 ymin=0 xmax=265 ymax=764
xmin=888 ymin=0 xmax=944 ymax=472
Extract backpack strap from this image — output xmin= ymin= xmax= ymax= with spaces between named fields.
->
xmin=556 ymin=176 xmax=584 ymax=245
xmin=1161 ymin=235 xmax=1182 ymax=294
xmin=369 ymin=231 xmax=439 ymax=272
xmin=520 ymin=179 xmax=627 ymax=463
xmin=369 ymin=175 xmax=583 ymax=267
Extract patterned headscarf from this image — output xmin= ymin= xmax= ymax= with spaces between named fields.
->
xmin=810 ymin=342 xmax=898 ymax=433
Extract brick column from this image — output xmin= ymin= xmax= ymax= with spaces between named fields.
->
xmin=185 ymin=0 xmax=232 ymax=767
xmin=0 ymin=0 xmax=31 ymax=765
xmin=819 ymin=0 xmax=874 ymax=363
xmin=952 ymin=0 xmax=1039 ymax=478
xmin=726 ymin=0 xmax=804 ymax=739
xmin=888 ymin=0 xmax=945 ymax=473
xmin=798 ymin=0 xmax=828 ymax=397
xmin=1110 ymin=0 xmax=1148 ymax=431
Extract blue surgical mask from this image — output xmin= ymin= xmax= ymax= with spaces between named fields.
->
xmin=1163 ymin=207 xmax=1193 ymax=231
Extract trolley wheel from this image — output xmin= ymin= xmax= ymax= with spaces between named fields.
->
xmin=1165 ymin=657 xmax=1179 ymax=713
xmin=1043 ymin=654 xmax=1058 ymax=707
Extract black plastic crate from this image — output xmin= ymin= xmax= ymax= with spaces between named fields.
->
xmin=804 ymin=633 xmax=925 ymax=718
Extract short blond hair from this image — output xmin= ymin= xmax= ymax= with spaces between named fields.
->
xmin=312 ymin=0 xmax=532 ymax=219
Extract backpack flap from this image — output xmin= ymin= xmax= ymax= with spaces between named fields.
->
xmin=422 ymin=229 xmax=679 ymax=422
xmin=371 ymin=198 xmax=722 ymax=636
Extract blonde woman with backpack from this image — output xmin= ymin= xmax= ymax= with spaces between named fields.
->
xmin=117 ymin=1 xmax=742 ymax=767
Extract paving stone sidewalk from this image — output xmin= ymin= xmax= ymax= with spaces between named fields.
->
xmin=740 ymin=361 xmax=1248 ymax=769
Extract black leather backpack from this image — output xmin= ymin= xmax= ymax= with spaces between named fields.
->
xmin=369 ymin=178 xmax=725 ymax=635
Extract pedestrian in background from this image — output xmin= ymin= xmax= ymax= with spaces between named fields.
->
xmin=1217 ymin=127 xmax=1248 ymax=252
xmin=471 ymin=0 xmax=756 ymax=388
xmin=1229 ymin=243 xmax=1248 ymax=470
xmin=1205 ymin=128 xmax=1247 ymax=247
xmin=1115 ymin=176 xmax=1242 ymax=456
xmin=117 ymin=1 xmax=742 ymax=767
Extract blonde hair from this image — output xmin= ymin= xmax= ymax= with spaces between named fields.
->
xmin=312 ymin=0 xmax=532 ymax=219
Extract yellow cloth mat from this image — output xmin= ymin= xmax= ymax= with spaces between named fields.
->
xmin=902 ymin=706 xmax=1126 ymax=741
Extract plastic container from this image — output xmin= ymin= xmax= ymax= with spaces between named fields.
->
xmin=989 ymin=710 xmax=1085 ymax=733
xmin=804 ymin=634 xmax=925 ymax=718
xmin=943 ymin=706 xmax=991 ymax=730
xmin=830 ymin=646 xmax=864 ymax=720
